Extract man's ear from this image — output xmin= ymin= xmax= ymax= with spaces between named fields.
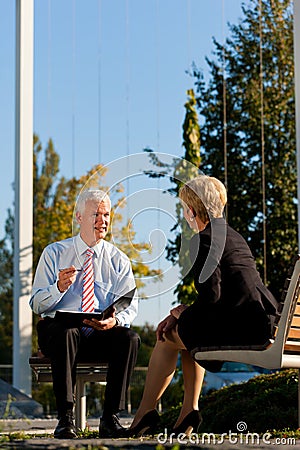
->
xmin=75 ymin=211 xmax=82 ymax=224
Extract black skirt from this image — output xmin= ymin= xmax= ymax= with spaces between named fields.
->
xmin=177 ymin=300 xmax=273 ymax=353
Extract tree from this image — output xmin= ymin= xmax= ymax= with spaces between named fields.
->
xmin=0 ymin=211 xmax=14 ymax=363
xmin=168 ymin=89 xmax=202 ymax=305
xmin=0 ymin=134 xmax=161 ymax=360
xmin=132 ymin=323 xmax=156 ymax=366
xmin=144 ymin=89 xmax=202 ymax=305
xmin=33 ymin=135 xmax=160 ymax=288
xmin=192 ymin=0 xmax=296 ymax=298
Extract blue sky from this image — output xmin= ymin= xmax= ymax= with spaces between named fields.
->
xmin=0 ymin=0 xmax=244 ymax=326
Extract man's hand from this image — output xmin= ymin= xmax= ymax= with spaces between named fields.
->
xmin=83 ymin=315 xmax=117 ymax=331
xmin=57 ymin=266 xmax=77 ymax=293
xmin=156 ymin=314 xmax=178 ymax=341
xmin=83 ymin=306 xmax=117 ymax=331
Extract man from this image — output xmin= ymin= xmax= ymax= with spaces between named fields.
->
xmin=30 ymin=189 xmax=140 ymax=439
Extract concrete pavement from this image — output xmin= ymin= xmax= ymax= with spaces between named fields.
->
xmin=1 ymin=418 xmax=300 ymax=449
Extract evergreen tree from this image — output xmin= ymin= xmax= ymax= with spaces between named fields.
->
xmin=192 ymin=0 xmax=296 ymax=297
xmin=144 ymin=89 xmax=202 ymax=305
xmin=168 ymin=89 xmax=202 ymax=305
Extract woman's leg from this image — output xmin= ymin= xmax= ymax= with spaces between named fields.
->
xmin=174 ymin=349 xmax=205 ymax=427
xmin=130 ymin=328 xmax=183 ymax=428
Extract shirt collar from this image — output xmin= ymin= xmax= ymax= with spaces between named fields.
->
xmin=75 ymin=234 xmax=104 ymax=258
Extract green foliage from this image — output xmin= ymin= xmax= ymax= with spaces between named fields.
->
xmin=128 ymin=324 xmax=156 ymax=411
xmin=158 ymin=369 xmax=299 ymax=434
xmin=132 ymin=323 xmax=156 ymax=366
xmin=170 ymin=89 xmax=201 ymax=306
xmin=129 ymin=373 xmax=183 ymax=415
xmin=156 ymin=369 xmax=298 ymax=436
xmin=85 ymin=382 xmax=106 ymax=418
xmin=0 ymin=134 xmax=163 ymax=362
xmin=145 ymin=89 xmax=201 ymax=306
xmin=162 ymin=377 xmax=184 ymax=412
xmin=0 ymin=212 xmax=14 ymax=363
xmin=157 ymin=405 xmax=182 ymax=432
xmin=193 ymin=0 xmax=296 ymax=297
xmin=33 ymin=134 xmax=162 ymax=295
xmin=182 ymin=89 xmax=201 ymax=167
xmin=198 ymin=369 xmax=299 ymax=433
xmin=144 ymin=1 xmax=296 ymax=307
xmin=31 ymin=383 xmax=56 ymax=416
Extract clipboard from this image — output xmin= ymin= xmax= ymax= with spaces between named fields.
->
xmin=54 ymin=288 xmax=136 ymax=327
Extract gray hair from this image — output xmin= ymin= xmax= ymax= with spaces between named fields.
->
xmin=76 ymin=189 xmax=111 ymax=215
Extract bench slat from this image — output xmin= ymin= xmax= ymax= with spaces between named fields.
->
xmin=291 ymin=316 xmax=300 ymax=327
xmin=287 ymin=328 xmax=300 ymax=339
xmin=29 ymin=356 xmax=108 ymax=368
xmin=284 ymin=341 xmax=300 ymax=353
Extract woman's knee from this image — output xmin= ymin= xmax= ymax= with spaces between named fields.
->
xmin=163 ymin=328 xmax=186 ymax=349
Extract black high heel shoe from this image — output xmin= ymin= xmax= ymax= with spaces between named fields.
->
xmin=172 ymin=410 xmax=202 ymax=436
xmin=127 ymin=409 xmax=160 ymax=437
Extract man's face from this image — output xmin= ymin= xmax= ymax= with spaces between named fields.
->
xmin=76 ymin=198 xmax=111 ymax=245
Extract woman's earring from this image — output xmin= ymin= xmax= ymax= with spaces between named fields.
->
xmin=189 ymin=216 xmax=194 ymax=222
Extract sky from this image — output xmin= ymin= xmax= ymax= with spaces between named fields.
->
xmin=0 ymin=0 xmax=244 ymax=326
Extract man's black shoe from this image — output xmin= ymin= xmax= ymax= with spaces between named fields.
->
xmin=99 ymin=414 xmax=127 ymax=438
xmin=54 ymin=412 xmax=78 ymax=439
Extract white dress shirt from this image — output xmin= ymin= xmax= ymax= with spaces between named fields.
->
xmin=30 ymin=234 xmax=138 ymax=326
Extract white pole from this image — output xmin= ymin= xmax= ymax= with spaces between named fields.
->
xmin=13 ymin=0 xmax=33 ymax=395
xmin=294 ymin=0 xmax=300 ymax=251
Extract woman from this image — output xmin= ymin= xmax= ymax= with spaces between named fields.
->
xmin=128 ymin=175 xmax=279 ymax=437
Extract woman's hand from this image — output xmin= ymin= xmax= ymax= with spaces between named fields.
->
xmin=170 ymin=304 xmax=188 ymax=320
xmin=156 ymin=315 xmax=177 ymax=341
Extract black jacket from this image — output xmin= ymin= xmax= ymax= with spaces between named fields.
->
xmin=177 ymin=218 xmax=279 ymax=352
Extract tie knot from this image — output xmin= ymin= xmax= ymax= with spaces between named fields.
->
xmin=85 ymin=248 xmax=94 ymax=258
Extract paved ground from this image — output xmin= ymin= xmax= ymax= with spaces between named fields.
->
xmin=0 ymin=417 xmax=112 ymax=433
xmin=0 ymin=418 xmax=300 ymax=449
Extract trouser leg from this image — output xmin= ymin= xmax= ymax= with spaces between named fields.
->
xmin=103 ymin=328 xmax=140 ymax=416
xmin=37 ymin=319 xmax=81 ymax=416
xmin=81 ymin=326 xmax=140 ymax=417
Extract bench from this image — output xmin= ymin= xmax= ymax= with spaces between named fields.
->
xmin=29 ymin=356 xmax=108 ymax=430
xmin=191 ymin=254 xmax=300 ymax=425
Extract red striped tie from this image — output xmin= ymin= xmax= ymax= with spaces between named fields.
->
xmin=81 ymin=248 xmax=95 ymax=336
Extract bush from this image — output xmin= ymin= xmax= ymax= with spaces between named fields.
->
xmin=157 ymin=369 xmax=299 ymax=433
xmin=32 ymin=383 xmax=56 ymax=416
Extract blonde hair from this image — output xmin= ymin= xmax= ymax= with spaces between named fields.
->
xmin=179 ymin=175 xmax=227 ymax=222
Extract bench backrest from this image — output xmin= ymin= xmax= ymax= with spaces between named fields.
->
xmin=274 ymin=255 xmax=300 ymax=354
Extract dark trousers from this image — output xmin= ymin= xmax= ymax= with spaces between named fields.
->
xmin=37 ymin=318 xmax=140 ymax=418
